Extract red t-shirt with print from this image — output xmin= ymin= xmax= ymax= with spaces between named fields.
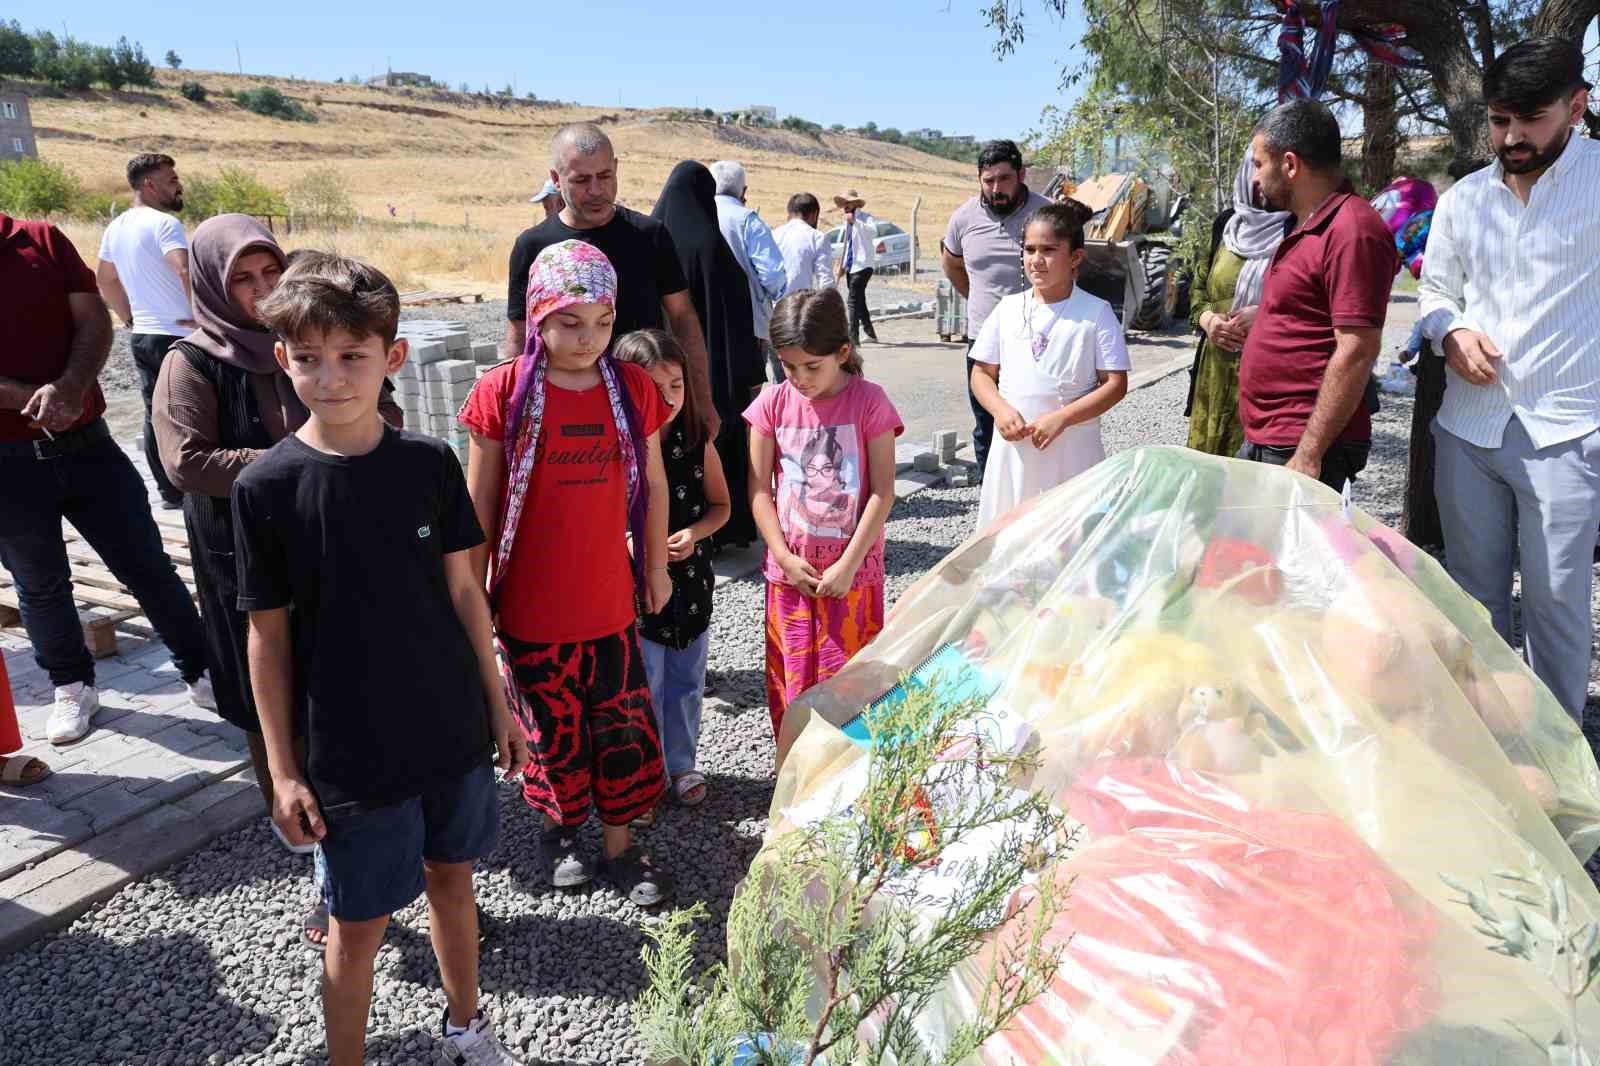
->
xmin=459 ymin=359 xmax=668 ymax=644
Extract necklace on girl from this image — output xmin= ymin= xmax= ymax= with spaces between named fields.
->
xmin=1023 ymin=290 xmax=1068 ymax=360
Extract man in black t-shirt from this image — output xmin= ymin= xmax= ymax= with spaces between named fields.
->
xmin=503 ymin=123 xmax=718 ymax=432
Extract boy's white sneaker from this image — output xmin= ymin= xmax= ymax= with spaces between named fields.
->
xmin=186 ymin=675 xmax=217 ymax=711
xmin=46 ymin=683 xmax=99 ymax=745
xmin=438 ymin=1009 xmax=526 ymax=1065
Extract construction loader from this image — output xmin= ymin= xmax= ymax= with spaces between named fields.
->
xmin=1045 ymin=169 xmax=1189 ymax=332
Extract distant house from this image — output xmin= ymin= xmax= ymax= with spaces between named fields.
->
xmin=947 ymin=134 xmax=977 ymax=146
xmin=908 ymin=127 xmax=943 ymax=140
xmin=368 ymin=71 xmax=434 ymax=88
xmin=740 ymin=105 xmax=778 ymax=122
xmin=0 ymin=87 xmax=37 ymax=162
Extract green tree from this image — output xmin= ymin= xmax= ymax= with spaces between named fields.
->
xmin=164 ymin=49 xmax=181 ymax=70
xmin=0 ymin=158 xmax=83 ymax=217
xmin=179 ymin=80 xmax=207 ymax=103
xmin=879 ymin=126 xmax=904 ymax=143
xmin=32 ymin=32 xmax=98 ymax=91
xmin=233 ymin=86 xmax=316 ymax=122
xmin=0 ymin=19 xmax=33 ymax=77
xmin=287 ymin=165 xmax=355 ymax=226
xmin=181 ymin=166 xmax=286 ymax=222
xmin=94 ymin=44 xmax=126 ymax=90
xmin=105 ymin=37 xmax=156 ymax=87
xmin=984 ymin=0 xmax=1598 ymax=167
xmin=862 ymin=120 xmax=879 ymax=135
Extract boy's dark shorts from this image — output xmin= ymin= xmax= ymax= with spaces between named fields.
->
xmin=319 ymin=762 xmax=499 ymax=922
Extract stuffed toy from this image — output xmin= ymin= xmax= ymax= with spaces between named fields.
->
xmin=1195 ymin=537 xmax=1283 ymax=606
xmin=1320 ymin=556 xmax=1470 ymax=715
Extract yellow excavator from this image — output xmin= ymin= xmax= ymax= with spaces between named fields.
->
xmin=1045 ymin=169 xmax=1189 ymax=332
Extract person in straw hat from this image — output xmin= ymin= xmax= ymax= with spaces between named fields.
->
xmin=833 ymin=189 xmax=880 ymax=346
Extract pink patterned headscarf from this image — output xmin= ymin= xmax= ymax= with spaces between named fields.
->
xmin=491 ymin=240 xmax=648 ymax=605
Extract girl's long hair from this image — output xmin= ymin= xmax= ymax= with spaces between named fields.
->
xmin=611 ymin=328 xmax=711 ymax=449
xmin=769 ymin=288 xmax=864 ymax=374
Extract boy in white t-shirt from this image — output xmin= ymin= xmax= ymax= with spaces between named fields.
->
xmin=96 ymin=152 xmax=194 ymax=508
xmin=969 ymin=201 xmax=1130 ymax=528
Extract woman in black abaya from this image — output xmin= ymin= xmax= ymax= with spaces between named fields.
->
xmin=652 ymin=161 xmax=764 ymax=545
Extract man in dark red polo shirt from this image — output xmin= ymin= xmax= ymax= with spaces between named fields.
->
xmin=1237 ymin=99 xmax=1397 ymax=490
xmin=0 ymin=213 xmax=210 ymax=746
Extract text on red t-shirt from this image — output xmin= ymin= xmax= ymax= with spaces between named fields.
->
xmin=458 ymin=358 xmax=668 ymax=644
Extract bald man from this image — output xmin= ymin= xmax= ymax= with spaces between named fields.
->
xmin=502 ymin=123 xmax=716 ymax=431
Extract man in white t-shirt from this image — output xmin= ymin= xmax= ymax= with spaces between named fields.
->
xmin=96 ymin=153 xmax=194 ymax=508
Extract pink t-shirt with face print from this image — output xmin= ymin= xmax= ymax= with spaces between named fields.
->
xmin=743 ymin=375 xmax=904 ymax=590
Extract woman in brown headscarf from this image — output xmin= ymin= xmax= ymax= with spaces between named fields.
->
xmin=153 ymin=216 xmax=400 ymax=947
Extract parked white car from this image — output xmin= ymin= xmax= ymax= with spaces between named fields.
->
xmin=825 ymin=219 xmax=916 ymax=274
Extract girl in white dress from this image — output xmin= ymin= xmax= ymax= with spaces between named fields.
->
xmin=970 ymin=200 xmax=1130 ymax=528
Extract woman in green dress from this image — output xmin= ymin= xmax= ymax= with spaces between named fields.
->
xmin=1184 ymin=155 xmax=1292 ymax=456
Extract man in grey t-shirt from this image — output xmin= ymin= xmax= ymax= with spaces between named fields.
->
xmin=941 ymin=140 xmax=1051 ymax=481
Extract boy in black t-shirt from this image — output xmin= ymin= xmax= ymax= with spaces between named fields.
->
xmin=233 ymin=255 xmax=529 ymax=1066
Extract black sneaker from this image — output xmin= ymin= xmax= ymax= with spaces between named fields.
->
xmin=598 ymin=845 xmax=673 ymax=906
xmin=541 ymin=824 xmax=594 ymax=887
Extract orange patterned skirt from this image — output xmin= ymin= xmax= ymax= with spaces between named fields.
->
xmin=764 ymin=580 xmax=884 ymax=738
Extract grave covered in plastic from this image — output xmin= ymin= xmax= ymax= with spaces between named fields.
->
xmin=765 ymin=445 xmax=1600 ymax=1066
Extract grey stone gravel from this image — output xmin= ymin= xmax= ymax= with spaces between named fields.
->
xmin=9 ymin=361 xmax=1597 ymax=1064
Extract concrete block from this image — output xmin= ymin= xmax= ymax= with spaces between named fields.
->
xmin=912 ymin=451 xmax=941 ymax=474
xmin=411 ymin=340 xmax=449 ymax=365
xmin=441 ymin=331 xmax=472 ymax=353
xmin=424 ymin=358 xmax=475 ymax=384
xmin=393 ymin=359 xmax=421 ymax=381
xmin=424 ymin=378 xmax=474 ymax=402
xmin=933 ymin=430 xmax=959 ymax=463
xmin=426 ymin=414 xmax=457 ymax=436
xmin=472 ymin=343 xmax=499 ymax=364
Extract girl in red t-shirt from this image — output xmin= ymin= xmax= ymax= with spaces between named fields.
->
xmin=459 ymin=240 xmax=675 ymax=907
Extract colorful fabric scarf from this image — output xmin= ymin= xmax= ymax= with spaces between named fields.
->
xmin=1277 ymin=0 xmax=1424 ymax=102
xmin=492 ymin=240 xmax=649 ymax=605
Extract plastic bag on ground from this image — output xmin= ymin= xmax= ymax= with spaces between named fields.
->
xmin=762 ymin=445 xmax=1600 ymax=1066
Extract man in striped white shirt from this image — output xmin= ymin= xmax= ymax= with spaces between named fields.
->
xmin=1419 ymin=37 xmax=1600 ymax=723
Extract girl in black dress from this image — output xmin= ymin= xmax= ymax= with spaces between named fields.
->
xmin=614 ymin=329 xmax=729 ymax=817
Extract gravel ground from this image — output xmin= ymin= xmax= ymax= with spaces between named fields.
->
xmin=8 ymin=368 xmax=1597 ymax=1065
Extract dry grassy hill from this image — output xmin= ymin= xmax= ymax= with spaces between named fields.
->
xmin=33 ymin=69 xmax=976 ymax=292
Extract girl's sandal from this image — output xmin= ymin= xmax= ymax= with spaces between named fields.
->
xmin=672 ymin=771 xmax=707 ymax=808
xmin=302 ymin=901 xmax=329 ymax=953
xmin=0 ymin=754 xmax=51 ymax=788
xmin=631 ymin=803 xmax=659 ymax=829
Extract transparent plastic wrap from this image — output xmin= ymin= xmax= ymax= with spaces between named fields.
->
xmin=762 ymin=446 xmax=1600 ymax=1066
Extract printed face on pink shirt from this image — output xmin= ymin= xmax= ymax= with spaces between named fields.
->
xmin=780 ymin=424 xmax=860 ymax=540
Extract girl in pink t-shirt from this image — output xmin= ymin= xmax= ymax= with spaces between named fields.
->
xmin=745 ymin=289 xmax=904 ymax=751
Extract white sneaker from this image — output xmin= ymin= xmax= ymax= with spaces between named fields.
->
xmin=46 ymin=683 xmax=100 ymax=745
xmin=186 ymin=675 xmax=217 ymax=711
xmin=438 ymin=1009 xmax=526 ymax=1065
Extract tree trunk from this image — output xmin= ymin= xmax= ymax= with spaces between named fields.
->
xmin=1531 ymin=0 xmax=1600 ymax=41
xmin=1361 ymin=60 xmax=1400 ymax=194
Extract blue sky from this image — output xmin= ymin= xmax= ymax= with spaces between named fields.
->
xmin=15 ymin=1 xmax=1088 ymax=141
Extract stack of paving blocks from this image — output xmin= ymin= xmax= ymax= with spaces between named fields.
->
xmin=391 ymin=320 xmax=502 ymax=465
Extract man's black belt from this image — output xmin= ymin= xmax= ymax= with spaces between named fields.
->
xmin=0 ymin=417 xmax=112 ymax=460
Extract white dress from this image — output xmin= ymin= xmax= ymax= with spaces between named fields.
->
xmin=973 ymin=287 xmax=1131 ymax=528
